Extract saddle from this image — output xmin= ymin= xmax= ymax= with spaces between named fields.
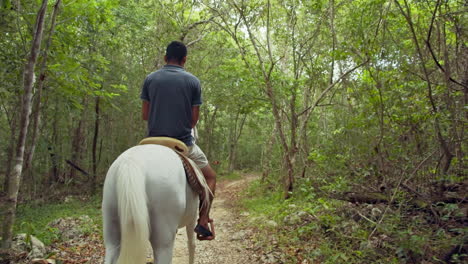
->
xmin=138 ymin=137 xmax=207 ymax=197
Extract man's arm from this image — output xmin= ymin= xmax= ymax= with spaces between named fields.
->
xmin=191 ymin=105 xmax=200 ymax=128
xmin=142 ymin=100 xmax=150 ymax=121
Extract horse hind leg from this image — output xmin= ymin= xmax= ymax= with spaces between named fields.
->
xmin=185 ymin=198 xmax=198 ymax=264
xmin=149 ymin=214 xmax=178 ymax=264
xmin=186 ymin=219 xmax=196 ymax=264
xmin=103 ymin=196 xmax=121 ymax=264
xmin=185 ymin=181 xmax=199 ymax=264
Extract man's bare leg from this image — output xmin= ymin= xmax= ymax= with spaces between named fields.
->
xmin=197 ymin=164 xmax=216 ymax=240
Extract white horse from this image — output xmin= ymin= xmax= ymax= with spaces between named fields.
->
xmin=102 ymin=144 xmax=207 ymax=264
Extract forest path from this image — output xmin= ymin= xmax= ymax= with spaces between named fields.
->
xmin=169 ymin=173 xmax=259 ymax=264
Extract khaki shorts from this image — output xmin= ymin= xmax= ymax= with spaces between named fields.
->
xmin=188 ymin=144 xmax=209 ymax=169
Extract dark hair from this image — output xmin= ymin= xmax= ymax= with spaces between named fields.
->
xmin=166 ymin=41 xmax=187 ymax=63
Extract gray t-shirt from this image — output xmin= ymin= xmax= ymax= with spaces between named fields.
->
xmin=140 ymin=65 xmax=202 ymax=146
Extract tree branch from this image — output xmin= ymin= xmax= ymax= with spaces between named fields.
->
xmin=425 ymin=0 xmax=465 ymax=90
xmin=298 ymin=59 xmax=369 ymax=117
xmin=180 ymin=17 xmax=214 ymax=42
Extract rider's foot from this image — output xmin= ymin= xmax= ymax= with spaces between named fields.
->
xmin=195 ymin=219 xmax=215 ymax=240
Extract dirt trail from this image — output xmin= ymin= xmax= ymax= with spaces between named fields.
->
xmin=170 ymin=175 xmax=259 ymax=264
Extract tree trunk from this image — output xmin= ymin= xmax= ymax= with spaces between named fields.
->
xmin=23 ymin=0 xmax=62 ymax=177
xmin=90 ymin=96 xmax=100 ymax=194
xmin=208 ymin=107 xmax=217 ymax=160
xmin=212 ymin=1 xmax=296 ymax=197
xmin=460 ymin=46 xmax=468 ymax=173
xmin=68 ymin=97 xmax=88 ymax=183
xmin=1 ymin=0 xmax=48 ymax=249
xmin=3 ymin=114 xmax=17 ymax=194
xmin=227 ymin=143 xmax=236 ymax=173
xmin=261 ymin=125 xmax=277 ymax=183
xmin=298 ymin=81 xmax=315 ymax=178
xmin=395 ymin=0 xmax=454 ymax=176
xmin=203 ymin=106 xmax=217 ymax=160
xmin=49 ymin=94 xmax=60 ymax=184
xmin=227 ymin=111 xmax=246 ymax=174
xmin=266 ymin=80 xmax=295 ymax=198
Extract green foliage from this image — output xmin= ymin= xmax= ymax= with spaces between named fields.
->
xmin=240 ymin=178 xmax=466 ymax=263
xmin=218 ymin=171 xmax=242 ymax=181
xmin=242 ymin=180 xmax=284 ymax=216
xmin=14 ymin=196 xmax=102 ymax=245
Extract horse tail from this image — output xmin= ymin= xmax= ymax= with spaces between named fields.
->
xmin=115 ymin=157 xmax=149 ymax=264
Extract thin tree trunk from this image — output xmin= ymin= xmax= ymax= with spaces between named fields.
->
xmin=203 ymin=106 xmax=217 ymax=160
xmin=69 ymin=99 xmax=87 ymax=182
xmin=23 ymin=0 xmax=62 ymax=177
xmin=91 ymin=96 xmax=100 ymax=194
xmin=261 ymin=125 xmax=277 ymax=183
xmin=442 ymin=20 xmax=465 ymax=175
xmin=460 ymin=46 xmax=468 ymax=172
xmin=1 ymin=0 xmax=49 ymax=249
xmin=49 ymin=93 xmax=60 ymax=184
xmin=266 ymin=80 xmax=295 ymax=198
xmin=208 ymin=107 xmax=217 ymax=160
xmin=227 ymin=112 xmax=239 ymax=173
xmin=3 ymin=114 xmax=18 ymax=193
xmin=208 ymin=1 xmax=294 ymax=195
xmin=329 ymin=0 xmax=336 ymax=85
xmin=239 ymin=1 xmax=295 ymax=198
xmin=228 ymin=145 xmax=236 ymax=173
xmin=227 ymin=112 xmax=246 ymax=173
xmin=395 ymin=0 xmax=454 ymax=175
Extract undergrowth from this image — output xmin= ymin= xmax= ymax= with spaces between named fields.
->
xmin=240 ymin=178 xmax=467 ymax=264
xmin=14 ymin=195 xmax=102 ymax=245
xmin=219 ymin=171 xmax=242 ymax=180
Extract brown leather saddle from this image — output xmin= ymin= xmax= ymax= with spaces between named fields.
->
xmin=138 ymin=137 xmax=206 ymax=196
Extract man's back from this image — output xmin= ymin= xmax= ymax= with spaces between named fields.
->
xmin=141 ymin=41 xmax=216 ymax=241
xmin=141 ymin=65 xmax=202 ymax=146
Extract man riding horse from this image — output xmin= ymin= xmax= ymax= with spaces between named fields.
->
xmin=140 ymin=41 xmax=216 ymax=241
